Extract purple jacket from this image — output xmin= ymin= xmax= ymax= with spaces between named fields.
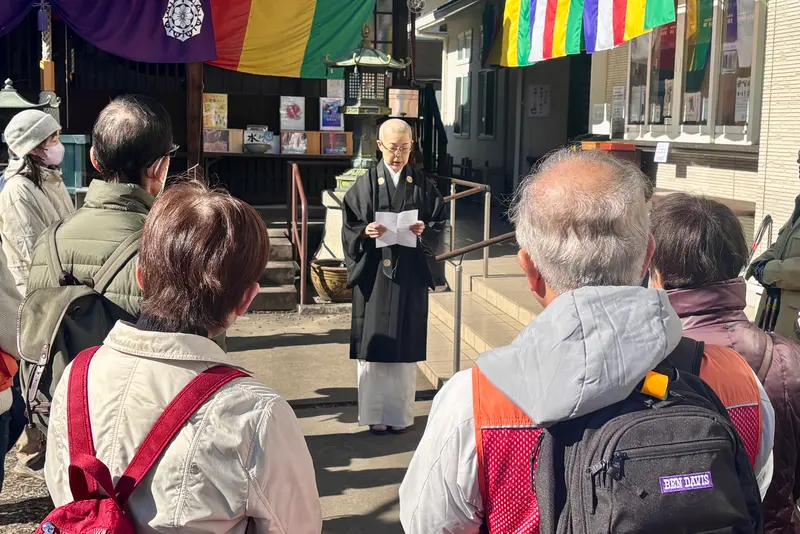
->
xmin=669 ymin=278 xmax=800 ymax=533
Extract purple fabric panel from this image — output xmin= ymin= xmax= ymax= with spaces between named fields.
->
xmin=50 ymin=0 xmax=216 ymax=63
xmin=0 ymin=0 xmax=33 ymax=38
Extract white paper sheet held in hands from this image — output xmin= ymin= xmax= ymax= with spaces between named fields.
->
xmin=375 ymin=209 xmax=419 ymax=248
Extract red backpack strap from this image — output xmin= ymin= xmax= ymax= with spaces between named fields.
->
xmin=114 ymin=365 xmax=247 ymax=505
xmin=66 ymin=346 xmax=103 ymax=499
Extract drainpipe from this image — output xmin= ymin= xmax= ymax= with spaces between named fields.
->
xmin=512 ymin=68 xmax=524 ymax=192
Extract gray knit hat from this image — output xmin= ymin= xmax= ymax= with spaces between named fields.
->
xmin=4 ymin=110 xmax=60 ymax=159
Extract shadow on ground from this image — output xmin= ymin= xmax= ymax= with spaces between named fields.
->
xmin=323 ymin=499 xmax=404 ymax=533
xmin=0 ymin=496 xmax=53 ymax=527
xmin=298 ymin=406 xmax=428 ymax=498
xmin=227 ymin=329 xmax=350 ymax=352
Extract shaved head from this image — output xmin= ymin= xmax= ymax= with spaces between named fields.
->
xmin=377 ymin=119 xmax=413 ymax=173
xmin=379 ymin=118 xmax=413 ymax=141
xmin=510 ymin=148 xmax=652 ymax=295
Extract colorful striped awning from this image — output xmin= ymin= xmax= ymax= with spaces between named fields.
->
xmin=494 ymin=0 xmax=676 ymax=67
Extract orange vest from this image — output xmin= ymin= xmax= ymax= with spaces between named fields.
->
xmin=472 ymin=344 xmax=763 ymax=533
xmin=0 ymin=350 xmax=17 ymax=392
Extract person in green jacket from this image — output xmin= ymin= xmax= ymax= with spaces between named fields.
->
xmin=747 ymin=152 xmax=800 ymax=340
xmin=15 ymin=94 xmax=174 ymax=479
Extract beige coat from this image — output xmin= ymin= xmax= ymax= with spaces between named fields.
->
xmin=0 ymin=160 xmax=73 ymax=294
xmin=45 ymin=322 xmax=322 ymax=534
xmin=749 ymin=201 xmax=800 ymax=339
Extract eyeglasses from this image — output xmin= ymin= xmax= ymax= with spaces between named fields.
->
xmin=166 ymin=143 xmax=180 ymax=157
xmin=381 ymin=144 xmax=411 ymax=156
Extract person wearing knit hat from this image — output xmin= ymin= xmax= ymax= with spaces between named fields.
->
xmin=0 ymin=109 xmax=73 ymax=294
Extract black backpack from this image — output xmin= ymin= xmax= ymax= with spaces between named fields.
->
xmin=535 ymin=338 xmax=763 ymax=534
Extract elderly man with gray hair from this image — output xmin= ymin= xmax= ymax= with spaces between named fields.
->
xmin=399 ymin=148 xmax=774 ymax=533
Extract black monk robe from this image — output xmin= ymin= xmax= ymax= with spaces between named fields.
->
xmin=343 ymin=163 xmax=447 ymax=363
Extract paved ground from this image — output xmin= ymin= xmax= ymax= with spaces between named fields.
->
xmin=0 ymin=312 xmax=436 ymax=532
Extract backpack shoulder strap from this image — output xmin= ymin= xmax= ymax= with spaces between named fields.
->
xmin=665 ymin=337 xmax=705 ymax=375
xmin=114 ymin=365 xmax=248 ymax=505
xmin=92 ymin=230 xmax=142 ymax=294
xmin=44 ymin=221 xmax=65 ymax=283
xmin=757 ymin=334 xmax=774 ymax=384
xmin=66 ymin=346 xmax=103 ymax=499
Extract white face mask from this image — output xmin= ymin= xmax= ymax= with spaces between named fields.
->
xmin=41 ymin=142 xmax=65 ymax=166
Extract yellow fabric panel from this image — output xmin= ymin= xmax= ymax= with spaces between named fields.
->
xmin=552 ymin=0 xmax=572 ymax=58
xmin=238 ymin=0 xmax=317 ymax=77
xmin=624 ymin=0 xmax=648 ymax=41
xmin=501 ymin=0 xmax=522 ymax=67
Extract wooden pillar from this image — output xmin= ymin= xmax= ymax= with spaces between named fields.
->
xmin=186 ymin=62 xmax=204 ymax=169
xmin=392 ymin=0 xmax=410 ymax=85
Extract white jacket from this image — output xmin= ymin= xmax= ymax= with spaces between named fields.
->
xmin=45 ymin=322 xmax=322 ymax=534
xmin=0 ymin=162 xmax=73 ymax=294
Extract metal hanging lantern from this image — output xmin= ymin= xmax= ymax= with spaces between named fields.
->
xmin=325 ymin=25 xmax=410 ymax=191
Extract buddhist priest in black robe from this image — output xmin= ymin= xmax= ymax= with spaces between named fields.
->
xmin=342 ymin=119 xmax=446 ymax=434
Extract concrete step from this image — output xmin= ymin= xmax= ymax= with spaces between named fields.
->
xmin=249 ymin=285 xmax=297 ymax=312
xmin=269 ymin=237 xmax=294 ymax=262
xmin=429 ymin=291 xmax=525 ymax=355
xmin=261 ymin=261 xmax=298 ymax=286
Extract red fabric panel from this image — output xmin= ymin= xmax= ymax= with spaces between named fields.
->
xmin=208 ymin=0 xmax=253 ymax=70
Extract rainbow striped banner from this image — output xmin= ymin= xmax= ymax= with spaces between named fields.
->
xmin=496 ymin=0 xmax=675 ymax=67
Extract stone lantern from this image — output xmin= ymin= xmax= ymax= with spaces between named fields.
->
xmin=0 ymin=79 xmax=60 ymax=152
xmin=325 ymin=25 xmax=410 ymax=191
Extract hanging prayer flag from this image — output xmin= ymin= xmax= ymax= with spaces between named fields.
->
xmin=497 ymin=0 xmax=675 ymax=67
xmin=209 ymin=0 xmax=375 ymax=78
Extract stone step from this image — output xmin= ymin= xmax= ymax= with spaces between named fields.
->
xmin=249 ymin=285 xmax=297 ymax=312
xmin=428 ymin=291 xmax=525 ymax=356
xmin=269 ymin=237 xmax=294 ymax=262
xmin=261 ymin=261 xmax=298 ymax=286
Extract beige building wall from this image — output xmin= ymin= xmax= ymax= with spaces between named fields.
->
xmin=590 ymin=0 xmax=800 ymax=314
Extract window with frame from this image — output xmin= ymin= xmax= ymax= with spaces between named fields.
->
xmin=625 ymin=0 xmax=761 ymax=143
xmin=478 ymin=69 xmax=497 ymax=138
xmin=372 ymin=0 xmax=392 ymax=56
xmin=454 ymin=74 xmax=472 ymax=137
xmin=457 ymin=30 xmax=473 ymax=64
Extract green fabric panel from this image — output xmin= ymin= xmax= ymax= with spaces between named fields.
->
xmin=517 ymin=0 xmax=532 ymax=67
xmin=300 ymin=0 xmax=377 ymax=79
xmin=565 ymin=0 xmax=585 ymax=55
xmin=645 ymin=0 xmax=676 ymax=30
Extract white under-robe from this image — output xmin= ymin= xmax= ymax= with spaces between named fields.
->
xmin=357 ymin=360 xmax=417 ymax=428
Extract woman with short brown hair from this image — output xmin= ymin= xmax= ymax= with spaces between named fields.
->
xmin=44 ymin=181 xmax=322 ymax=533
xmin=650 ymin=193 xmax=800 ymax=532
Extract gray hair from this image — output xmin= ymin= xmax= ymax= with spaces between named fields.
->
xmin=510 ymin=148 xmax=653 ymax=294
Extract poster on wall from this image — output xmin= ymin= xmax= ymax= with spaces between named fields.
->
xmin=280 ymin=97 xmax=306 ymax=131
xmin=320 ymin=97 xmax=345 ymax=131
xmin=612 ymin=86 xmax=625 ymax=120
xmin=327 ymin=79 xmax=345 ymax=98
xmin=202 ymin=94 xmax=228 ymax=129
xmin=528 ymin=85 xmax=551 ymax=117
xmin=683 ymin=92 xmax=702 ymax=122
xmin=735 ymin=77 xmax=751 ymax=123
xmin=663 ymin=80 xmax=674 ymax=117
xmin=629 ymin=86 xmax=643 ymax=123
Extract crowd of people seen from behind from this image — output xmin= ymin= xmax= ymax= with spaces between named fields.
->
xmin=0 ymin=94 xmax=799 ymax=533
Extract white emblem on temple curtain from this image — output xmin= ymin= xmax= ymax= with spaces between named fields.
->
xmin=163 ymin=0 xmax=204 ymax=42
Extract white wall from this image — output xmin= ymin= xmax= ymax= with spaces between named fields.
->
xmin=442 ymin=6 xmax=571 ymax=195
